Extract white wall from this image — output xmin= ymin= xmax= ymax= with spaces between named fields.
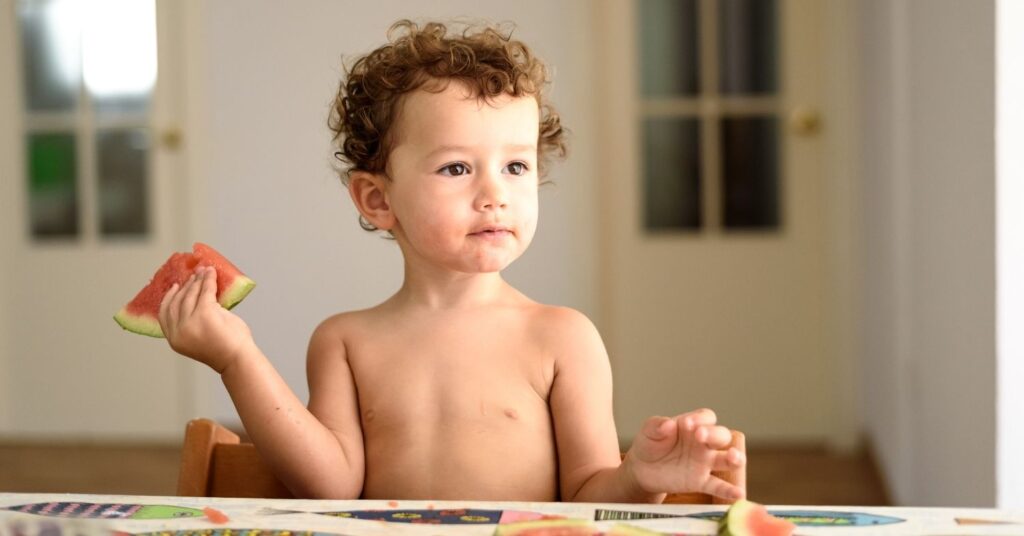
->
xmin=996 ymin=0 xmax=1024 ymax=509
xmin=181 ymin=1 xmax=598 ymax=426
xmin=859 ymin=0 xmax=997 ymax=506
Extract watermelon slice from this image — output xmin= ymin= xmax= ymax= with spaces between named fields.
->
xmin=114 ymin=243 xmax=256 ymax=337
xmin=493 ymin=519 xmax=599 ymax=535
xmin=718 ymin=500 xmax=795 ymax=536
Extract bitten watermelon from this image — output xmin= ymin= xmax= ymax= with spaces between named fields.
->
xmin=114 ymin=243 xmax=255 ymax=338
xmin=718 ymin=500 xmax=795 ymax=536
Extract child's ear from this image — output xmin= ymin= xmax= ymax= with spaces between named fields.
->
xmin=348 ymin=171 xmax=395 ymax=231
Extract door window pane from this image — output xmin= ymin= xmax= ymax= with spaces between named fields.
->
xmin=18 ymin=0 xmax=81 ymax=112
xmin=17 ymin=0 xmax=158 ymax=242
xmin=84 ymin=0 xmax=157 ymax=114
xmin=27 ymin=132 xmax=79 ymax=238
xmin=98 ymin=129 xmax=149 ymax=236
xmin=718 ymin=0 xmax=778 ymax=95
xmin=721 ymin=116 xmax=779 ymax=229
xmin=639 ymin=0 xmax=699 ymax=96
xmin=643 ymin=118 xmax=702 ymax=230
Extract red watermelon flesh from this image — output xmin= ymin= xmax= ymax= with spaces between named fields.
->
xmin=114 ymin=243 xmax=256 ymax=338
xmin=494 ymin=519 xmax=599 ymax=536
xmin=718 ymin=500 xmax=795 ymax=536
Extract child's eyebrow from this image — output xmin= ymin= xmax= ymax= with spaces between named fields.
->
xmin=423 ymin=144 xmax=537 ymax=160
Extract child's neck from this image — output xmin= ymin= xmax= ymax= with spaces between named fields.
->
xmin=394 ymin=262 xmax=517 ymax=310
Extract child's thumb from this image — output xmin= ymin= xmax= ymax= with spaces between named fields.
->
xmin=633 ymin=416 xmax=676 ymax=462
xmin=640 ymin=416 xmax=675 ymax=442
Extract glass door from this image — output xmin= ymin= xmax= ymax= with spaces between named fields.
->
xmin=639 ymin=0 xmax=783 ymax=233
xmin=2 ymin=0 xmax=195 ymax=439
xmin=599 ymin=0 xmax=835 ymax=443
xmin=19 ymin=0 xmax=157 ymax=241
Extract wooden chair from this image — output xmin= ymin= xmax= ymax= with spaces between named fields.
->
xmin=177 ymin=418 xmax=292 ymax=498
xmin=177 ymin=418 xmax=745 ymax=503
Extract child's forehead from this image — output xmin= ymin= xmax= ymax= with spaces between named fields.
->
xmin=393 ymin=83 xmax=539 ymax=148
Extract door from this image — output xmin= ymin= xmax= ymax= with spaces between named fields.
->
xmin=598 ymin=0 xmax=844 ymax=444
xmin=0 ymin=0 xmax=196 ymax=439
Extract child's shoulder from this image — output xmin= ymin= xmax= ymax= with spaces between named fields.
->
xmin=522 ymin=303 xmax=604 ymax=349
xmin=311 ymin=306 xmax=383 ymax=335
xmin=305 ymin=306 xmax=391 ymax=361
xmin=525 ymin=302 xmax=595 ymax=327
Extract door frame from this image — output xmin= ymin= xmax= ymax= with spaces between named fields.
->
xmin=1 ymin=0 xmax=18 ymax=433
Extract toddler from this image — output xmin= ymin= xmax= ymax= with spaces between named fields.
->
xmin=159 ymin=20 xmax=745 ymax=503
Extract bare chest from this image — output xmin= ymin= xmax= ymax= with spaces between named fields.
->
xmin=335 ymin=307 xmax=562 ymax=500
xmin=347 ymin=323 xmax=553 ymax=428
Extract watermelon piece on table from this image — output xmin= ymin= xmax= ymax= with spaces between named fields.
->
xmin=718 ymin=500 xmax=795 ymax=536
xmin=493 ymin=519 xmax=599 ymax=535
xmin=114 ymin=242 xmax=256 ymax=338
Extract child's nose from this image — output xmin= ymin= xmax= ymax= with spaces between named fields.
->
xmin=475 ymin=173 xmax=509 ymax=211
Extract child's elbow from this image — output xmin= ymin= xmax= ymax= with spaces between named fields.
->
xmin=289 ymin=477 xmax=363 ymax=500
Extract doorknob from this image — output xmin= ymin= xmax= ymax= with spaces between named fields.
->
xmin=160 ymin=128 xmax=183 ymax=150
xmin=789 ymin=107 xmax=822 ymax=137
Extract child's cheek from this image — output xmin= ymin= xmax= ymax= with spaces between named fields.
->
xmin=419 ymin=206 xmax=451 ymax=234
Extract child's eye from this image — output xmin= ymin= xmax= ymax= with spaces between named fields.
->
xmin=438 ymin=162 xmax=470 ymax=176
xmin=504 ymin=161 xmax=529 ymax=176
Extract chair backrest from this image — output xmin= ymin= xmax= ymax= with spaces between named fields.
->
xmin=177 ymin=418 xmax=293 ymax=498
xmin=177 ymin=418 xmax=745 ymax=503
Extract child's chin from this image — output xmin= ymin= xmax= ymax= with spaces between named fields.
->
xmin=473 ymin=262 xmax=513 ymax=273
xmin=463 ymin=256 xmax=517 ymax=274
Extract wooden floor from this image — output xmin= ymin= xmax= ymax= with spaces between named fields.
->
xmin=0 ymin=443 xmax=890 ymax=505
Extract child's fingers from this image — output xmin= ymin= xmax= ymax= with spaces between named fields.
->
xmin=179 ymin=273 xmax=202 ymax=321
xmin=199 ymin=266 xmax=218 ymax=304
xmin=168 ymin=278 xmax=188 ymax=328
xmin=158 ymin=283 xmax=180 ymax=336
xmin=640 ymin=416 xmax=675 ymax=442
xmin=631 ymin=416 xmax=677 ymax=462
xmin=676 ymin=408 xmax=717 ymax=431
xmin=710 ymin=447 xmax=746 ymax=471
xmin=702 ymin=475 xmax=745 ymax=502
xmin=695 ymin=424 xmax=734 ymax=448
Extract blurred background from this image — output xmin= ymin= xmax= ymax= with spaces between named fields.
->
xmin=1 ymin=0 xmax=1022 ymax=508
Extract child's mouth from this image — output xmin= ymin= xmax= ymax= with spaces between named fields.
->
xmin=470 ymin=228 xmax=513 ymax=239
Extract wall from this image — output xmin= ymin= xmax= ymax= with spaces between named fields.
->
xmin=859 ymin=0 xmax=997 ymax=506
xmin=996 ymin=0 xmax=1024 ymax=509
xmin=181 ymin=0 xmax=598 ymax=426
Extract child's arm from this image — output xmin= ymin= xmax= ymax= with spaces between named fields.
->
xmin=159 ymin=266 xmax=364 ymax=499
xmin=547 ymin=308 xmax=744 ymax=503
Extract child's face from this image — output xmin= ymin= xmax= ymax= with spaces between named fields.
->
xmin=384 ymin=82 xmax=540 ymax=274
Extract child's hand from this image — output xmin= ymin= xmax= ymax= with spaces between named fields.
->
xmin=624 ymin=408 xmax=746 ymax=501
xmin=159 ymin=266 xmax=255 ymax=374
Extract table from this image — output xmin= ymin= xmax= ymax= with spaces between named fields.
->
xmin=1 ymin=493 xmax=1023 ymax=535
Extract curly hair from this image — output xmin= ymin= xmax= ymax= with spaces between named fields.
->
xmin=328 ymin=20 xmax=567 ymax=231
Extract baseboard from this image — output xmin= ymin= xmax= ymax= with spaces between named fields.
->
xmin=861 ymin=433 xmax=895 ymax=506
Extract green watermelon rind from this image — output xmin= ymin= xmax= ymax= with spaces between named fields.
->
xmin=717 ymin=499 xmax=759 ymax=536
xmin=607 ymin=523 xmax=665 ymax=535
xmin=113 ymin=308 xmax=163 ymax=338
xmin=113 ymin=274 xmax=256 ymax=339
xmin=220 ymin=274 xmax=257 ymax=310
xmin=718 ymin=499 xmax=795 ymax=536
